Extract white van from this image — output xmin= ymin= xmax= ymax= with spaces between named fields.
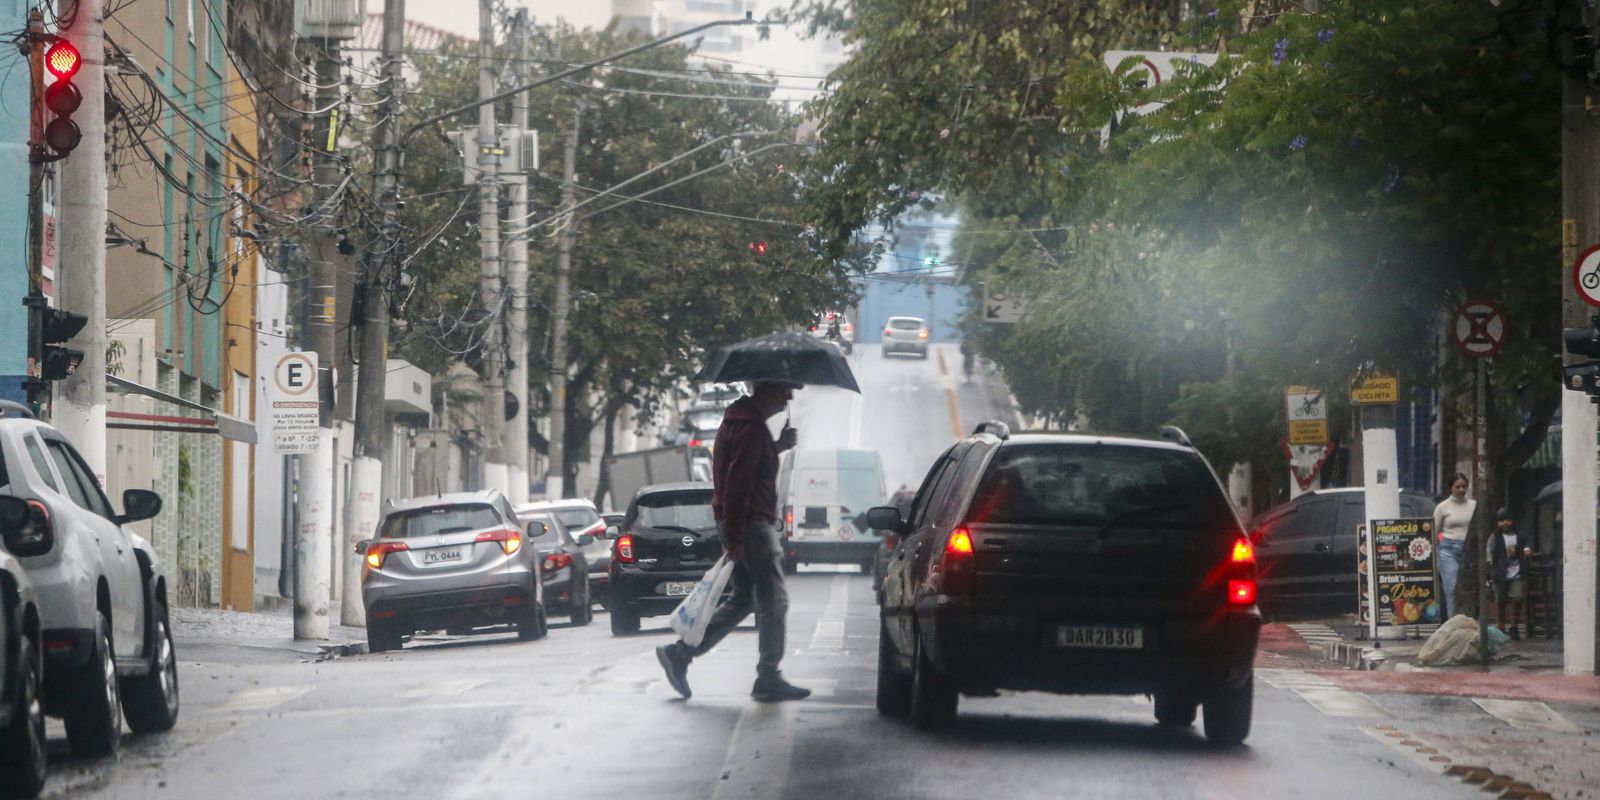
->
xmin=776 ymin=448 xmax=888 ymax=573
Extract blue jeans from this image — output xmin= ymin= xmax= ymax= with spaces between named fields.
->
xmin=1437 ymin=538 xmax=1465 ymax=619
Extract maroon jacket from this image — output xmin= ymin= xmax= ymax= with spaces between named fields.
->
xmin=712 ymin=397 xmax=778 ymax=549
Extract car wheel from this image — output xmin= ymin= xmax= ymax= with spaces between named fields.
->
xmin=875 ymin=618 xmax=912 ymax=718
xmin=517 ymin=602 xmax=548 ymax=641
xmin=1202 ymin=674 xmax=1253 ymax=745
xmin=572 ymin=587 xmax=594 ymax=627
xmin=782 ymin=558 xmax=797 ymax=576
xmin=64 ymin=611 xmax=121 ymax=757
xmin=1153 ymin=689 xmax=1196 ymax=727
xmin=368 ymin=621 xmax=404 ymax=653
xmin=609 ymin=606 xmax=640 ymax=636
xmin=121 ymin=601 xmax=180 ymax=734
xmin=0 ymin=637 xmax=47 ymax=798
xmin=909 ymin=634 xmax=957 ymax=730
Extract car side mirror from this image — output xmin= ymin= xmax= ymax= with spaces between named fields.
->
xmin=866 ymin=506 xmax=902 ymax=532
xmin=116 ymin=489 xmax=163 ymax=525
xmin=605 ymin=525 xmax=620 ymax=539
xmin=0 ymin=496 xmax=53 ymax=557
xmin=525 ymin=521 xmax=547 ymax=539
xmin=577 ymin=533 xmax=596 ymax=547
xmin=354 ymin=539 xmax=373 ymax=555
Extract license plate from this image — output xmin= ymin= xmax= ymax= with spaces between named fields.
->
xmin=663 ymin=581 xmax=696 ymax=596
xmin=422 ymin=547 xmax=466 ymax=565
xmin=1055 ymin=625 xmax=1143 ymax=650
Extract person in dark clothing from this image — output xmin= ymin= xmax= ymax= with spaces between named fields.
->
xmin=1487 ymin=507 xmax=1529 ymax=641
xmin=657 ymin=380 xmax=810 ymax=702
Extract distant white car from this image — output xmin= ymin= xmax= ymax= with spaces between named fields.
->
xmin=881 ymin=315 xmax=931 ymax=358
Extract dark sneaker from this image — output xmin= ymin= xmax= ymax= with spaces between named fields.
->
xmin=656 ymin=644 xmax=692 ymax=700
xmin=751 ymin=675 xmax=811 ymax=702
xmin=1509 ymin=627 xmax=1522 ymax=641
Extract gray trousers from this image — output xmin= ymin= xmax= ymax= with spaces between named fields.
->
xmin=688 ymin=519 xmax=789 ymax=678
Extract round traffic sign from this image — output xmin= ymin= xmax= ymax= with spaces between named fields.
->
xmin=1574 ymin=244 xmax=1600 ymax=308
xmin=1451 ymin=300 xmax=1506 ymax=359
xmin=274 ymin=352 xmax=317 ymax=396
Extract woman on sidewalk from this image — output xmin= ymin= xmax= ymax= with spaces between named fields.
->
xmin=1433 ymin=473 xmax=1475 ymax=619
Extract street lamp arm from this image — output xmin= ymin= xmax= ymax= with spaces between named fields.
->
xmin=401 ymin=12 xmax=757 ymax=146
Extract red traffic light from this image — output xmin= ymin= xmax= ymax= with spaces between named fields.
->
xmin=44 ymin=40 xmax=80 ymax=80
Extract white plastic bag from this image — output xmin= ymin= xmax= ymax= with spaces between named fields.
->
xmin=669 ymin=555 xmax=735 ymax=648
xmin=1417 ymin=614 xmax=1507 ymax=666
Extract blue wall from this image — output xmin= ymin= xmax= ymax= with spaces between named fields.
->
xmin=856 ymin=276 xmax=970 ymax=344
xmin=0 ymin=0 xmax=33 ymax=404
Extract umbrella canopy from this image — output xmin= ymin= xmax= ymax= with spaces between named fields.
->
xmin=1534 ymin=480 xmax=1562 ymax=504
xmin=694 ymin=331 xmax=861 ymax=393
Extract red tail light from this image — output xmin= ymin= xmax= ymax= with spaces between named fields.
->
xmin=543 ymin=552 xmax=573 ymax=572
xmin=366 ymin=540 xmax=409 ymax=569
xmin=945 ymin=528 xmax=974 ymax=555
xmin=939 ymin=527 xmax=976 ymax=593
xmin=1228 ymin=579 xmax=1257 ymax=605
xmin=1226 ymin=536 xmax=1256 ymax=605
xmin=883 ymin=328 xmax=892 ymax=336
xmin=689 ymin=439 xmax=704 ymax=448
xmin=614 ymin=534 xmax=635 ymax=563
xmin=882 ymin=532 xmax=898 ymax=550
xmin=808 ymin=324 xmax=818 ymax=331
xmin=476 ymin=528 xmax=522 ymax=556
xmin=784 ymin=506 xmax=794 ymax=538
xmin=1231 ymin=538 xmax=1254 ymax=564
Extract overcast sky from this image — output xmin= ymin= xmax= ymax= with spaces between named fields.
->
xmin=403 ymin=0 xmax=841 ymax=103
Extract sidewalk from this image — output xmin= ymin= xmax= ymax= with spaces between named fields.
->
xmin=171 ymin=601 xmax=369 ymax=662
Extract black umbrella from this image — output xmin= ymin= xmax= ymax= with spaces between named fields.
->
xmin=694 ymin=331 xmax=861 ymax=393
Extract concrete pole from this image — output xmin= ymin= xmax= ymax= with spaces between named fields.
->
xmin=294 ymin=41 xmax=345 ymax=640
xmin=504 ymin=11 xmax=531 ymax=505
xmin=1560 ymin=6 xmax=1599 ymax=675
xmin=546 ymin=107 xmax=580 ymax=500
xmin=477 ymin=0 xmax=508 ymax=496
xmin=343 ymin=0 xmax=407 ymax=628
xmin=53 ymin=0 xmax=107 ymax=481
xmin=1360 ymin=403 xmax=1401 ymax=641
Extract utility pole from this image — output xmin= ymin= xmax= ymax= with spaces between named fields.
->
xmin=295 ymin=39 xmax=344 ymax=640
xmin=546 ymin=107 xmax=580 ymax=500
xmin=344 ymin=0 xmax=407 ymax=628
xmin=1559 ymin=2 xmax=1600 ymax=676
xmin=477 ymin=0 xmax=508 ymax=496
xmin=505 ymin=11 xmax=532 ymax=505
xmin=52 ymin=0 xmax=106 ymax=480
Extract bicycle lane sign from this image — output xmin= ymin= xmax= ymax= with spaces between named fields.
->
xmin=1575 ymin=243 xmax=1600 ymax=308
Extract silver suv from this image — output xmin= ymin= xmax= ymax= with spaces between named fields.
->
xmin=358 ymin=490 xmax=547 ymax=652
xmin=0 ymin=401 xmax=178 ymax=759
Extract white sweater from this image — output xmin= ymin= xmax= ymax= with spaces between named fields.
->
xmin=1433 ymin=496 xmax=1476 ymax=542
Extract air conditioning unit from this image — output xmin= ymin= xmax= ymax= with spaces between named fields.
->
xmin=520 ymin=129 xmax=540 ymax=174
xmin=294 ymin=0 xmax=367 ymax=40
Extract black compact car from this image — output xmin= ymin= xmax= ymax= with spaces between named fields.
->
xmin=0 ymin=501 xmax=47 ymax=798
xmin=606 ymin=483 xmax=721 ymax=636
xmin=1248 ymin=487 xmax=1435 ymax=619
xmin=873 ymin=422 xmax=1260 ymax=744
xmin=523 ymin=512 xmax=594 ymax=627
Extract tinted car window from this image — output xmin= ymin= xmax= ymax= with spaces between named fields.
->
xmin=381 ymin=504 xmax=502 ymax=538
xmin=632 ymin=492 xmax=716 ymax=530
xmin=24 ymin=436 xmax=57 ymax=493
xmin=932 ymin=442 xmax=994 ymax=528
xmin=889 ymin=318 xmax=923 ymax=330
xmin=966 ymin=444 xmax=1234 ymax=530
xmin=552 ymin=508 xmax=600 ymax=530
xmin=1265 ymin=498 xmax=1336 ymax=542
xmin=46 ymin=441 xmax=110 ymax=516
xmin=907 ymin=444 xmax=965 ymax=530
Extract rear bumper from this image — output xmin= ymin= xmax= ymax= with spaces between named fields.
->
xmin=41 ymin=628 xmax=93 ymax=669
xmin=608 ymin=566 xmax=709 ymax=618
xmin=366 ymin=584 xmax=534 ymax=632
xmin=917 ymin=604 xmax=1261 ymax=695
xmin=787 ymin=538 xmax=878 ymax=564
xmin=883 ymin=341 xmax=927 ymax=354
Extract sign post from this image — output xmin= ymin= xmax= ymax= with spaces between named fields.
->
xmin=1452 ymin=299 xmax=1506 ymax=667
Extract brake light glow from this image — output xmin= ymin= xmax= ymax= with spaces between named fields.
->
xmin=945 ymin=528 xmax=974 ymax=555
xmin=689 ymin=439 xmax=704 ymax=448
xmin=1231 ymin=538 xmax=1254 ymax=564
xmin=1228 ymin=579 xmax=1257 ymax=605
xmin=366 ymin=540 xmax=409 ymax=569
xmin=918 ymin=330 xmax=930 ymax=339
xmin=476 ymin=528 xmax=522 ymax=556
xmin=543 ymin=553 xmax=573 ymax=572
xmin=615 ymin=534 xmax=635 ymax=563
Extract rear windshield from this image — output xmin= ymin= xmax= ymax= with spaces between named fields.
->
xmin=889 ymin=318 xmax=923 ymax=330
xmin=381 ymin=503 xmax=502 ymax=538
xmin=966 ymin=444 xmax=1234 ymax=530
xmin=631 ymin=492 xmax=716 ymax=531
xmin=552 ymin=508 xmax=599 ymax=530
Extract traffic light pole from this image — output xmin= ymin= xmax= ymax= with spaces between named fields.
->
xmin=52 ymin=0 xmax=106 ymax=480
xmin=1560 ymin=2 xmax=1600 ymax=676
xmin=476 ymin=0 xmax=508 ymax=497
xmin=546 ymin=107 xmax=580 ymax=500
xmin=505 ymin=11 xmax=531 ymax=505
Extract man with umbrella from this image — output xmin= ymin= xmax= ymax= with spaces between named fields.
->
xmin=656 ymin=379 xmax=811 ymax=702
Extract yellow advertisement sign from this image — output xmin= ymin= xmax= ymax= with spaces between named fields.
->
xmin=1351 ymin=375 xmax=1399 ymax=405
xmin=1288 ymin=419 xmax=1328 ymax=446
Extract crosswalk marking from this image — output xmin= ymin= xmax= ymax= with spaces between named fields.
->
xmin=1286 ymin=623 xmax=1342 ymax=647
xmin=805 ymin=575 xmax=849 ymax=653
xmin=1472 ymin=698 xmax=1585 ymax=733
xmin=1257 ymin=669 xmax=1389 ymax=718
xmin=210 ymin=684 xmax=314 ymax=714
xmin=400 ymin=679 xmax=485 ymax=699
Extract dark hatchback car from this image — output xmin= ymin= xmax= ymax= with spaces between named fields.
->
xmin=873 ymin=423 xmax=1260 ymax=744
xmin=1248 ymin=487 xmax=1434 ymax=619
xmin=606 ymin=483 xmax=722 ymax=635
xmin=521 ymin=511 xmax=594 ymax=627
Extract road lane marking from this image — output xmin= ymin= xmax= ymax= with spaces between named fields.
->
xmin=209 ymin=684 xmax=315 ymax=714
xmin=1286 ymin=623 xmax=1342 ymax=648
xmin=805 ymin=575 xmax=849 ymax=653
xmin=1258 ymin=669 xmax=1389 ymax=718
xmin=711 ymin=702 xmax=797 ymax=800
xmin=848 ymin=389 xmax=863 ymax=448
xmin=1472 ymin=698 xmax=1585 ymax=733
xmin=937 ymin=346 xmax=963 ymax=439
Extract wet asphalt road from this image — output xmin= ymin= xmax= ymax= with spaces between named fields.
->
xmin=31 ymin=344 xmax=1543 ymax=799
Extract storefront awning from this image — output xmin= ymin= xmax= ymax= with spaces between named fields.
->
xmin=106 ymin=375 xmax=257 ymax=444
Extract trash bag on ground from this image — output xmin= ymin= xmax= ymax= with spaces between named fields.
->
xmin=1416 ymin=614 xmax=1509 ymax=666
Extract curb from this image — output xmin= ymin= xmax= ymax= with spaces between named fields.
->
xmin=1321 ymin=640 xmax=1388 ymax=671
xmin=317 ymin=641 xmax=368 ymax=659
